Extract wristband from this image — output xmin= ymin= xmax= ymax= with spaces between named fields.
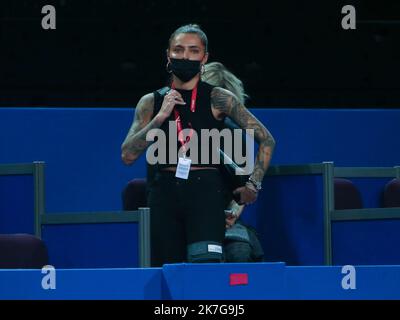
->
xmin=248 ymin=177 xmax=262 ymax=191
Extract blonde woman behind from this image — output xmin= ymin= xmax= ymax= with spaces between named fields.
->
xmin=203 ymin=62 xmax=249 ymax=229
xmin=203 ymin=62 xmax=249 ymax=106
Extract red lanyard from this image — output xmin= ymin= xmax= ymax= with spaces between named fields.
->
xmin=171 ymin=82 xmax=198 ymax=153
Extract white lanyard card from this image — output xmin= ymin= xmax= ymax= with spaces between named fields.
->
xmin=175 ymin=157 xmax=191 ymax=179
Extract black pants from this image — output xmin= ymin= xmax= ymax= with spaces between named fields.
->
xmin=147 ymin=169 xmax=227 ymax=267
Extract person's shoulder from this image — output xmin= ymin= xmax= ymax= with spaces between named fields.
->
xmin=139 ymin=92 xmax=154 ymax=104
xmin=210 ymin=86 xmax=235 ymax=99
xmin=136 ymin=92 xmax=154 ymax=110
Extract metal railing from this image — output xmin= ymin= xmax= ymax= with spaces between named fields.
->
xmin=266 ymin=162 xmax=400 ymax=265
xmin=0 ymin=162 xmax=151 ymax=268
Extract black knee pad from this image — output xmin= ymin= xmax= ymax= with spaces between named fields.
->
xmin=187 ymin=241 xmax=223 ymax=263
xmin=224 ymin=222 xmax=252 ymax=262
xmin=224 ymin=241 xmax=252 ymax=262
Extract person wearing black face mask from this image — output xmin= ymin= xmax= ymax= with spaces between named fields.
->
xmin=121 ymin=24 xmax=276 ymax=267
xmin=167 ymin=58 xmax=203 ymax=83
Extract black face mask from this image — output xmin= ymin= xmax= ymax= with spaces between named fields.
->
xmin=169 ymin=58 xmax=201 ymax=82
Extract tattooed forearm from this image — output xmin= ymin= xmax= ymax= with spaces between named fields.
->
xmin=211 ymin=87 xmax=276 ymax=183
xmin=121 ymin=93 xmax=162 ymax=165
xmin=251 ymin=142 xmax=273 ymax=183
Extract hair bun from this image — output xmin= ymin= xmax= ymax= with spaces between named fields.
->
xmin=188 ymin=23 xmax=201 ymax=29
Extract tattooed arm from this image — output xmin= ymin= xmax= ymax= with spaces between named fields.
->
xmin=211 ymin=87 xmax=276 ymax=188
xmin=121 ymin=89 xmax=186 ymax=165
xmin=121 ymin=93 xmax=159 ymax=165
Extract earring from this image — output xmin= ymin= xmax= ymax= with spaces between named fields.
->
xmin=201 ymin=64 xmax=205 ymax=75
xmin=166 ymin=61 xmax=172 ymax=73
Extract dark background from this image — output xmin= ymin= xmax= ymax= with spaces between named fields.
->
xmin=0 ymin=0 xmax=399 ymax=108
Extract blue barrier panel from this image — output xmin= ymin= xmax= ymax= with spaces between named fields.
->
xmin=284 ymin=265 xmax=400 ymax=299
xmin=244 ymin=175 xmax=325 ymax=265
xmin=163 ymin=264 xmax=400 ymax=300
xmin=0 ymin=108 xmax=146 ymax=213
xmin=162 ymin=262 xmax=286 ymax=300
xmin=0 ymin=268 xmax=163 ymax=300
xmin=42 ymin=223 xmax=140 ymax=268
xmin=1 ymin=264 xmax=400 ymax=299
xmin=253 ymin=109 xmax=400 ymax=167
xmin=332 ymin=220 xmax=400 ymax=265
xmin=0 ymin=175 xmax=34 ymax=234
xmin=1 ymin=108 xmax=399 ymax=214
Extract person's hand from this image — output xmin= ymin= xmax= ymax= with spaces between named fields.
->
xmin=157 ymin=89 xmax=186 ymax=121
xmin=225 ymin=212 xmax=237 ymax=229
xmin=232 ymin=186 xmax=257 ymax=205
xmin=225 ymin=200 xmax=245 ymax=229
